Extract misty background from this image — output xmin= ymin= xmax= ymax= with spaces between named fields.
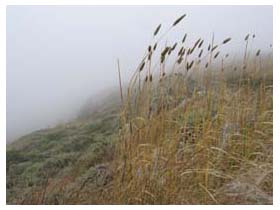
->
xmin=6 ymin=5 xmax=272 ymax=143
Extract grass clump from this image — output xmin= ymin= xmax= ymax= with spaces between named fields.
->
xmin=106 ymin=14 xmax=273 ymax=204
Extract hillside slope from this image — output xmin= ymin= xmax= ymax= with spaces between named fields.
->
xmin=7 ymin=72 xmax=273 ymax=204
xmin=7 ymin=15 xmax=273 ymax=204
xmin=7 ymin=96 xmax=120 ymax=204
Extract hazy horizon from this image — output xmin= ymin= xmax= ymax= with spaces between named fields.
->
xmin=6 ymin=5 xmax=272 ymax=143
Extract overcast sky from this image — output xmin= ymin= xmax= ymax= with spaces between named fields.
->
xmin=6 ymin=5 xmax=272 ymax=142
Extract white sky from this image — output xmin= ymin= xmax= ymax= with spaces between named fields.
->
xmin=6 ymin=5 xmax=272 ymax=142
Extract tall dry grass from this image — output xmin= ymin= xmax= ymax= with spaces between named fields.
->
xmin=13 ymin=14 xmax=272 ymax=205
xmin=104 ymin=14 xmax=273 ymax=204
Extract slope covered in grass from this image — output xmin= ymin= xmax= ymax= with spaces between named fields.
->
xmin=108 ymin=73 xmax=272 ymax=204
xmin=6 ymin=94 xmax=120 ymax=204
xmin=7 ymin=14 xmax=273 ymax=204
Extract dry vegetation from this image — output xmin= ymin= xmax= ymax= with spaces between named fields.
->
xmin=103 ymin=14 xmax=273 ymax=204
xmin=7 ymin=14 xmax=272 ymax=204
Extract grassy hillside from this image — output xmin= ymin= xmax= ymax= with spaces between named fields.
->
xmin=7 ymin=15 xmax=273 ymax=204
xmin=6 ymin=97 xmax=120 ymax=204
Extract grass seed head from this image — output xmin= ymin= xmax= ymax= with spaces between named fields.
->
xmin=144 ymin=75 xmax=148 ymax=82
xmin=171 ymin=43 xmax=178 ymax=51
xmin=182 ymin=33 xmax=187 ymax=43
xmin=187 ymin=60 xmax=194 ymax=70
xmin=189 ymin=39 xmax=201 ymax=55
xmin=153 ymin=43 xmax=158 ymax=51
xmin=172 ymin=14 xmax=187 ymax=26
xmin=222 ymin=37 xmax=232 ymax=44
xmin=178 ymin=46 xmax=184 ymax=56
xmin=161 ymin=47 xmax=170 ymax=57
xmin=193 ymin=38 xmax=201 ymax=49
xmin=198 ymin=40 xmax=204 ymax=48
xmin=214 ymin=51 xmax=220 ymax=59
xmin=153 ymin=24 xmax=162 ymax=36
xmin=198 ymin=49 xmax=203 ymax=58
xmin=177 ymin=56 xmax=183 ymax=64
xmin=139 ymin=61 xmax=145 ymax=71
